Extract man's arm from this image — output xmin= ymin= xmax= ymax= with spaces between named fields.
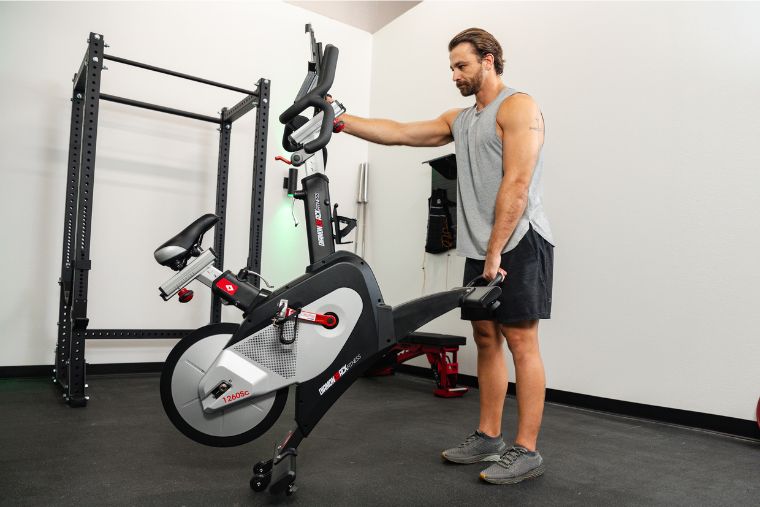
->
xmin=483 ymin=94 xmax=545 ymax=280
xmin=338 ymin=109 xmax=461 ymax=147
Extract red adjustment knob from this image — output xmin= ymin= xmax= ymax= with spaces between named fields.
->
xmin=178 ymin=288 xmax=194 ymax=303
xmin=333 ymin=119 xmax=345 ymax=133
xmin=275 ymin=155 xmax=292 ymax=165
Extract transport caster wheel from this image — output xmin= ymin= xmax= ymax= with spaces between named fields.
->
xmin=286 ymin=483 xmax=298 ymax=496
xmin=253 ymin=459 xmax=273 ymax=475
xmin=250 ymin=473 xmax=271 ymax=492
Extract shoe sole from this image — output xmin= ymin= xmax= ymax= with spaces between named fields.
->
xmin=480 ymin=463 xmax=546 ymax=484
xmin=441 ymin=451 xmax=503 ymax=464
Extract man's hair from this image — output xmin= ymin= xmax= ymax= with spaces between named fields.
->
xmin=448 ymin=28 xmax=504 ymax=75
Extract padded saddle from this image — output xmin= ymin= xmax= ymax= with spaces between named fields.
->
xmin=154 ymin=213 xmax=220 ymax=270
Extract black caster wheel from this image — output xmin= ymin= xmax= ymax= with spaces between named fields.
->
xmin=253 ymin=459 xmax=273 ymax=475
xmin=250 ymin=473 xmax=271 ymax=492
xmin=286 ymin=483 xmax=298 ymax=496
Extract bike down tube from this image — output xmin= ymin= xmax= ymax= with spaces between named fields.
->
xmin=391 ymin=289 xmax=470 ymax=342
xmin=392 ymin=279 xmax=502 ymax=341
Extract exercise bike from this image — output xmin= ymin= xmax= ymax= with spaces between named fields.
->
xmin=153 ymin=26 xmax=502 ymax=496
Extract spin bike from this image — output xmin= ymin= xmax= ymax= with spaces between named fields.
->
xmin=152 ymin=26 xmax=502 ymax=496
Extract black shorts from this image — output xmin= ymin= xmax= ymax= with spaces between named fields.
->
xmin=461 ymin=225 xmax=554 ymax=324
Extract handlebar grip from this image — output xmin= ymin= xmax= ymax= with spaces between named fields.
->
xmin=311 ymin=44 xmax=339 ymax=100
xmin=466 ymin=272 xmax=504 ymax=287
xmin=279 ymin=44 xmax=339 ymax=125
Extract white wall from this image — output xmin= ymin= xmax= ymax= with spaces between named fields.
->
xmin=365 ymin=1 xmax=760 ymax=421
xmin=2 ymin=1 xmax=757 ymax=423
xmin=0 ymin=2 xmax=371 ymax=365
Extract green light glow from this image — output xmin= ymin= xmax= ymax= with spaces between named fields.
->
xmin=262 ymin=198 xmax=308 ymax=284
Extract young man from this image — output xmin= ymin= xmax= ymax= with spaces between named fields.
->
xmin=333 ymin=28 xmax=554 ymax=485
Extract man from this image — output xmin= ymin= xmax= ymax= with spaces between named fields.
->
xmin=333 ymin=28 xmax=554 ymax=485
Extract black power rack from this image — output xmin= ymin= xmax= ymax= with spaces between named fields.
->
xmin=55 ymin=32 xmax=270 ymax=407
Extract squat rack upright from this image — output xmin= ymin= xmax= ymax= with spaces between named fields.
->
xmin=55 ymin=32 xmax=270 ymax=407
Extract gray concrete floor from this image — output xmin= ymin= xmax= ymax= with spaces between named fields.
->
xmin=0 ymin=373 xmax=757 ymax=506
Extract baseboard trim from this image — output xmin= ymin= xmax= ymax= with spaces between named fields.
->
xmin=3 ymin=362 xmax=757 ymax=440
xmin=0 ymin=365 xmax=52 ymax=378
xmin=88 ymin=363 xmax=164 ymax=375
xmin=0 ymin=362 xmax=164 ymax=379
xmin=396 ymin=364 xmax=760 ymax=441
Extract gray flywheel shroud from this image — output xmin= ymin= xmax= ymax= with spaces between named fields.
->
xmin=160 ymin=323 xmax=288 ymax=447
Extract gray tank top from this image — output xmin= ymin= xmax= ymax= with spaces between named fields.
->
xmin=452 ymin=87 xmax=554 ymax=259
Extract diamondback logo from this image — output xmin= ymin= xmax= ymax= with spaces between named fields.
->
xmin=215 ymin=278 xmax=238 ymax=295
xmin=318 ymin=354 xmax=362 ymax=396
xmin=314 ymin=192 xmax=325 ymax=247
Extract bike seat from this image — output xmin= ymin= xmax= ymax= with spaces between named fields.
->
xmin=154 ymin=213 xmax=220 ymax=270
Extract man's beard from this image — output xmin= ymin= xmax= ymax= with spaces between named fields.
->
xmin=456 ymin=70 xmax=483 ymax=96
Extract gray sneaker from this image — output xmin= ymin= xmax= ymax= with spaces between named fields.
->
xmin=441 ymin=431 xmax=507 ymax=464
xmin=479 ymin=445 xmax=545 ymax=484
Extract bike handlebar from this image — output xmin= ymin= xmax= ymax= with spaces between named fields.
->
xmin=466 ymin=272 xmax=505 ymax=287
xmin=279 ymin=44 xmax=339 ymax=154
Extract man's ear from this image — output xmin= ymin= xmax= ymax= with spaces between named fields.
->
xmin=482 ymin=53 xmax=495 ymax=71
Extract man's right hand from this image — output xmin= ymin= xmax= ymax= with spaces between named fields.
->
xmin=483 ymin=251 xmax=507 ymax=283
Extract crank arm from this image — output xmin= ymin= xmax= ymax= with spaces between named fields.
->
xmin=284 ymin=308 xmax=338 ymax=329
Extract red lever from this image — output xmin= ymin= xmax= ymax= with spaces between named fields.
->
xmin=333 ymin=119 xmax=345 ymax=133
xmin=178 ymin=287 xmax=194 ymax=303
xmin=275 ymin=155 xmax=292 ymax=165
xmin=285 ymin=308 xmax=338 ymax=329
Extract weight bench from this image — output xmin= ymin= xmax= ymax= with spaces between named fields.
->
xmin=368 ymin=332 xmax=469 ymax=398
